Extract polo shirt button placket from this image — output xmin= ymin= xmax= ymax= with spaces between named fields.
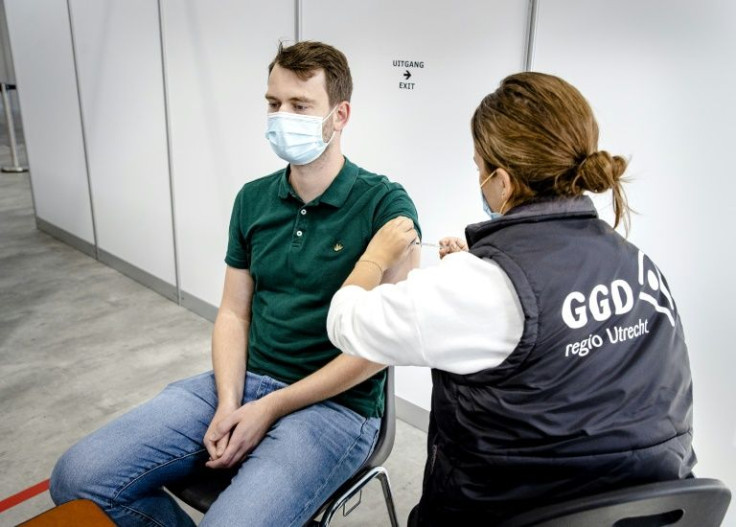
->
xmin=293 ymin=206 xmax=308 ymax=247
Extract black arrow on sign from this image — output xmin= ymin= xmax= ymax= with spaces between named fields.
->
xmin=403 ymin=70 xmax=412 ymax=80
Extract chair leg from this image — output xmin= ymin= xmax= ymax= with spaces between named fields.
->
xmin=375 ymin=468 xmax=400 ymax=527
xmin=319 ymin=466 xmax=400 ymax=527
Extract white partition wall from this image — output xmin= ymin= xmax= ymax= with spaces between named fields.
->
xmin=161 ymin=0 xmax=294 ymax=314
xmin=68 ymin=0 xmax=176 ymax=293
xmin=301 ymin=0 xmax=530 ymax=417
xmin=4 ymin=0 xmax=94 ymax=249
xmin=533 ymin=0 xmax=736 ymax=518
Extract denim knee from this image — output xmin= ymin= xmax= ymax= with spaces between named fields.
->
xmin=49 ymin=444 xmax=95 ymax=505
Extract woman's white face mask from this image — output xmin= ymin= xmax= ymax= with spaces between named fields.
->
xmin=265 ymin=106 xmax=338 ymax=165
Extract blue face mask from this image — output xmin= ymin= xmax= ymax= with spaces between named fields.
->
xmin=265 ymin=106 xmax=337 ymax=165
xmin=479 ymin=169 xmax=503 ymax=220
xmin=481 ymin=191 xmax=503 ymax=220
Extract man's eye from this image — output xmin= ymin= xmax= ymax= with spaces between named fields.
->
xmin=295 ymin=104 xmax=307 ymax=111
xmin=268 ymin=102 xmax=279 ymax=110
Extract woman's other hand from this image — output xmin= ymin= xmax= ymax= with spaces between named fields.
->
xmin=439 ymin=237 xmax=468 ymax=259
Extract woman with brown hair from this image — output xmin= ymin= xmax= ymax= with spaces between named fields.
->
xmin=327 ymin=72 xmax=696 ymax=525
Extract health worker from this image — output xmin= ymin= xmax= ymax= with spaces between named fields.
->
xmin=326 ymin=72 xmax=696 ymax=526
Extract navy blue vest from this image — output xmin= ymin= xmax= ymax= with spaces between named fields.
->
xmin=417 ymin=197 xmax=695 ymax=525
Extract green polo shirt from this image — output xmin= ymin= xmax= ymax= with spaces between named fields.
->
xmin=225 ymin=157 xmax=420 ymax=417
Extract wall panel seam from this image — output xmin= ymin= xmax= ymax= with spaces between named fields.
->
xmin=157 ymin=0 xmax=182 ymax=305
xmin=524 ymin=0 xmax=538 ymax=71
xmin=295 ymin=0 xmax=302 ymax=42
xmin=65 ymin=0 xmax=98 ymax=258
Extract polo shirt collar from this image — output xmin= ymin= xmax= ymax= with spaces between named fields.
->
xmin=277 ymin=168 xmax=295 ymax=200
xmin=277 ymin=157 xmax=358 ymax=208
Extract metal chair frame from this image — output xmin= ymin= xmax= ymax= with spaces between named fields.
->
xmin=318 ymin=465 xmax=399 ymax=526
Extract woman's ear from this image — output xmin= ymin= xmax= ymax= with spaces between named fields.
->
xmin=496 ymin=168 xmax=515 ymax=212
xmin=497 ymin=168 xmax=513 ymax=197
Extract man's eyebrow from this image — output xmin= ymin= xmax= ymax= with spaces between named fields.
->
xmin=289 ymin=96 xmax=314 ymax=104
xmin=264 ymin=95 xmax=314 ymax=104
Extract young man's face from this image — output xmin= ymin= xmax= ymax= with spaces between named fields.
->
xmin=265 ymin=64 xmax=331 ymax=118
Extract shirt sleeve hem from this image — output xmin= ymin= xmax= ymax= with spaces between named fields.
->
xmin=224 ymin=256 xmax=249 ymax=269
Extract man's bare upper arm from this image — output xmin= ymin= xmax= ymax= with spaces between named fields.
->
xmin=219 ymin=266 xmax=254 ymax=322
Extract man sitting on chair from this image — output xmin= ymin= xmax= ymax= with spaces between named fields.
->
xmin=50 ymin=41 xmax=420 ymax=527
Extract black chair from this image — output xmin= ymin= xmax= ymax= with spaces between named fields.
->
xmin=498 ymin=478 xmax=731 ymax=527
xmin=166 ymin=367 xmax=399 ymax=526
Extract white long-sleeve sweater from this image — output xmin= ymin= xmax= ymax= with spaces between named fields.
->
xmin=327 ymin=251 xmax=525 ymax=375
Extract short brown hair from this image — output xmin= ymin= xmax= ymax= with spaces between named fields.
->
xmin=472 ymin=72 xmax=630 ymax=230
xmin=268 ymin=41 xmax=353 ymax=107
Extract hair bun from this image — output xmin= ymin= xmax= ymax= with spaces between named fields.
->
xmin=576 ymin=150 xmax=627 ymax=193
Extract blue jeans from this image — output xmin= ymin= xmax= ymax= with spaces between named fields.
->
xmin=50 ymin=371 xmax=380 ymax=527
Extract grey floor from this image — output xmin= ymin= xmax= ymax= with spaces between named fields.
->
xmin=0 ymin=115 xmax=426 ymax=525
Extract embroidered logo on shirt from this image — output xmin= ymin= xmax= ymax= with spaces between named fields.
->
xmin=333 ymin=242 xmax=344 ymax=252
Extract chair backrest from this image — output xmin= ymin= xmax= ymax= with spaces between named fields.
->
xmin=499 ymin=478 xmax=731 ymax=527
xmin=363 ymin=366 xmax=395 ymax=469
xmin=306 ymin=366 xmax=396 ymax=525
xmin=166 ymin=366 xmax=396 ymax=514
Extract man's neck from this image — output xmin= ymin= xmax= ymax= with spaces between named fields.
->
xmin=288 ymin=144 xmax=345 ymax=204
